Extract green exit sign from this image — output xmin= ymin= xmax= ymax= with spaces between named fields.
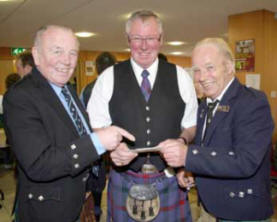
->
xmin=11 ymin=47 xmax=26 ymax=56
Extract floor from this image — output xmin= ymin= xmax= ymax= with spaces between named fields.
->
xmin=0 ymin=167 xmax=276 ymax=222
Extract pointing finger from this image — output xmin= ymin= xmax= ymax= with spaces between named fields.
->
xmin=114 ymin=126 xmax=135 ymax=141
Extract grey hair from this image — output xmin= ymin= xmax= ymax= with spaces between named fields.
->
xmin=194 ymin=38 xmax=234 ymax=62
xmin=33 ymin=25 xmax=80 ymax=50
xmin=125 ymin=10 xmax=163 ymax=35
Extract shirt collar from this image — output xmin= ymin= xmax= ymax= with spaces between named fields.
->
xmin=130 ymin=58 xmax=159 ymax=78
xmin=49 ymin=82 xmax=63 ymax=96
xmin=207 ymin=77 xmax=235 ymax=104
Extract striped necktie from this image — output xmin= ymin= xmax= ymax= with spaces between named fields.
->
xmin=61 ymin=87 xmax=87 ymax=136
xmin=141 ymin=70 xmax=151 ymax=101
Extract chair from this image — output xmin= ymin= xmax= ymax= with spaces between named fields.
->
xmin=271 ymin=144 xmax=277 ymax=189
xmin=0 ymin=189 xmax=3 ymax=209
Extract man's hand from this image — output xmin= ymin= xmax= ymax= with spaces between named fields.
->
xmin=176 ymin=168 xmax=195 ymax=190
xmin=159 ymin=139 xmax=188 ymax=167
xmin=110 ymin=143 xmax=138 ymax=166
xmin=95 ymin=126 xmax=135 ymax=151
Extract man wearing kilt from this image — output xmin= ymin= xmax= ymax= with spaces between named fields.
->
xmin=87 ymin=10 xmax=198 ymax=222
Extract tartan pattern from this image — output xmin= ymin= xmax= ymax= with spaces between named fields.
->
xmin=107 ymin=169 xmax=192 ymax=222
xmin=218 ymin=220 xmax=271 ymax=222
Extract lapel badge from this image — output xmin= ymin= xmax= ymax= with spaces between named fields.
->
xmin=217 ymin=105 xmax=230 ymax=112
xmin=200 ymin=108 xmax=205 ymax=118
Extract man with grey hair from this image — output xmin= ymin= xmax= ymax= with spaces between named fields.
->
xmin=160 ymin=38 xmax=274 ymax=222
xmin=87 ymin=10 xmax=198 ymax=221
xmin=3 ymin=25 xmax=134 ymax=222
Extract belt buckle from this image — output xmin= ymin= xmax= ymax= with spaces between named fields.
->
xmin=141 ymin=164 xmax=158 ymax=174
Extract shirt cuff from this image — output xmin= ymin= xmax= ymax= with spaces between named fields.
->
xmin=90 ymin=133 xmax=106 ymax=156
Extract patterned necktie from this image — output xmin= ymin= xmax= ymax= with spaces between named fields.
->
xmin=141 ymin=70 xmax=151 ymax=101
xmin=202 ymin=100 xmax=219 ymax=141
xmin=61 ymin=87 xmax=87 ymax=136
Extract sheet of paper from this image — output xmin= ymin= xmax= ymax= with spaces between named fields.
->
xmin=130 ymin=146 xmax=161 ymax=153
xmin=246 ymin=74 xmax=260 ymax=90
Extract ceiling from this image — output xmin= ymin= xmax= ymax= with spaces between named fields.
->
xmin=0 ymin=0 xmax=277 ymax=56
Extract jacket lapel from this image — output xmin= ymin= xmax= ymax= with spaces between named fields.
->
xmin=203 ymin=78 xmax=241 ymax=144
xmin=32 ymin=68 xmax=79 ymax=137
xmin=195 ymin=99 xmax=207 ymax=144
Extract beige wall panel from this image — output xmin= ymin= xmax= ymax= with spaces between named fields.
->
xmin=228 ymin=10 xmax=277 ymax=141
xmin=0 ymin=60 xmax=15 ymax=94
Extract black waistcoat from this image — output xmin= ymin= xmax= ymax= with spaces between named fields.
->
xmin=109 ymin=59 xmax=185 ymax=171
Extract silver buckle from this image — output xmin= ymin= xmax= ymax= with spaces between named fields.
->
xmin=141 ymin=164 xmax=158 ymax=174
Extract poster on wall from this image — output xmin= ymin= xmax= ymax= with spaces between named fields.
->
xmin=245 ymin=73 xmax=260 ymax=90
xmin=235 ymin=39 xmax=255 ymax=72
xmin=85 ymin=61 xmax=95 ymax=76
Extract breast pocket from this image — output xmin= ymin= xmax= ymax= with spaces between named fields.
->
xmin=24 ymin=186 xmax=63 ymax=221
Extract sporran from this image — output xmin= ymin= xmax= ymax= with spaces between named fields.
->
xmin=126 ymin=184 xmax=160 ymax=222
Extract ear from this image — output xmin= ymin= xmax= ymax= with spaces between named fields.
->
xmin=225 ymin=59 xmax=235 ymax=75
xmin=32 ymin=46 xmax=40 ymax=66
xmin=159 ymin=34 xmax=163 ymax=46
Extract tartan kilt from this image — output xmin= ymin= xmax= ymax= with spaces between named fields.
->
xmin=107 ymin=168 xmax=192 ymax=222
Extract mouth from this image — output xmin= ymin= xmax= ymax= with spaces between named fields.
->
xmin=201 ymin=81 xmax=214 ymax=90
xmin=56 ymin=67 xmax=71 ymax=73
xmin=139 ymin=53 xmax=150 ymax=57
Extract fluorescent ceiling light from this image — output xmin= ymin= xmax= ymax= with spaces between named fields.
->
xmin=75 ymin=32 xmax=94 ymax=38
xmin=0 ymin=0 xmax=22 ymax=2
xmin=167 ymin=41 xmax=186 ymax=46
xmin=170 ymin=51 xmax=184 ymax=55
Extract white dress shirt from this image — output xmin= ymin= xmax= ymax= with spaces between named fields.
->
xmin=201 ymin=77 xmax=235 ymax=139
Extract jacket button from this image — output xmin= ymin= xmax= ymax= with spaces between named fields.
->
xmin=146 ymin=117 xmax=150 ymax=122
xmin=146 ymin=129 xmax=151 ymax=134
xmin=71 ymin=144 xmax=77 ymax=150
xmin=74 ymin=163 xmax=80 ymax=169
xmin=146 ymin=141 xmax=151 ymax=146
xmin=238 ymin=191 xmax=245 ymax=198
xmin=73 ymin=154 xmax=79 ymax=159
xmin=28 ymin=193 xmax=33 ymax=199
xmin=145 ymin=106 xmax=150 ymax=111
xmin=38 ymin=195 xmax=44 ymax=201
xmin=210 ymin=151 xmax=217 ymax=156
xmin=192 ymin=149 xmax=198 ymax=155
xmin=247 ymin=189 xmax=253 ymax=194
xmin=229 ymin=192 xmax=235 ymax=198
xmin=228 ymin=151 xmax=235 ymax=156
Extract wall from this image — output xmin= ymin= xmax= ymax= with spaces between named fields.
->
xmin=228 ymin=10 xmax=277 ymax=142
xmin=0 ymin=47 xmax=16 ymax=94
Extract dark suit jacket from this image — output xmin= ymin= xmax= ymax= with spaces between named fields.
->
xmin=186 ymin=78 xmax=274 ymax=220
xmin=3 ymin=68 xmax=100 ymax=222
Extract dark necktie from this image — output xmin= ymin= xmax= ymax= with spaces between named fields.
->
xmin=202 ymin=100 xmax=219 ymax=141
xmin=61 ymin=87 xmax=87 ymax=136
xmin=141 ymin=70 xmax=151 ymax=101
xmin=62 ymin=87 xmax=100 ymax=177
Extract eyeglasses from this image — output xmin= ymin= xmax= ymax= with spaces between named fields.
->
xmin=128 ymin=35 xmax=161 ymax=45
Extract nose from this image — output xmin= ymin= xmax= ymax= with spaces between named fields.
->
xmin=198 ymin=69 xmax=210 ymax=82
xmin=140 ymin=39 xmax=148 ymax=49
xmin=61 ymin=53 xmax=70 ymax=65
